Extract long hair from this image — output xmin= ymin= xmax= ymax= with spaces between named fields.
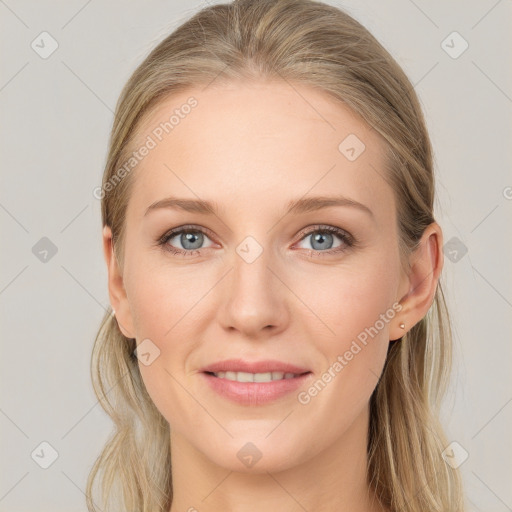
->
xmin=86 ymin=1 xmax=466 ymax=510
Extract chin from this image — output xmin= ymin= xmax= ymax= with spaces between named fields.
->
xmin=201 ymin=434 xmax=306 ymax=474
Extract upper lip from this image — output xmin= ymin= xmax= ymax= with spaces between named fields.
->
xmin=200 ymin=359 xmax=311 ymax=374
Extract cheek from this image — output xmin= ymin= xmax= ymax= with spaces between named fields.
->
xmin=126 ymin=259 xmax=203 ymax=340
xmin=291 ymin=268 xmax=394 ymax=442
xmin=294 ymin=255 xmax=397 ymax=398
xmin=130 ymin=279 xmax=196 ymax=427
xmin=125 ymin=263 xmax=211 ymax=422
xmin=296 ymin=256 xmax=398 ymax=346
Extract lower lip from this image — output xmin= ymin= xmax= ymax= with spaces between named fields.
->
xmin=201 ymin=372 xmax=313 ymax=405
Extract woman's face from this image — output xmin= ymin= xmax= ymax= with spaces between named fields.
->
xmin=106 ymin=80 xmax=412 ymax=472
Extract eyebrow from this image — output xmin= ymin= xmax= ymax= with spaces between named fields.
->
xmin=144 ymin=195 xmax=374 ymax=218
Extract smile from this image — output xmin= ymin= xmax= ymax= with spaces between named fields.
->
xmin=201 ymin=370 xmax=313 ymax=405
xmin=209 ymin=371 xmax=303 ymax=382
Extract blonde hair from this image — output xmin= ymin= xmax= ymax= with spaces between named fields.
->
xmin=87 ymin=1 xmax=466 ymax=510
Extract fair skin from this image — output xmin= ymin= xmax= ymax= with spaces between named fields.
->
xmin=103 ymin=80 xmax=443 ymax=512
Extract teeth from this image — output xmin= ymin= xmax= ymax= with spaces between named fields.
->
xmin=212 ymin=371 xmax=300 ymax=382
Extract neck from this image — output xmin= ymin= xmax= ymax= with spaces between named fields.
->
xmin=168 ymin=404 xmax=387 ymax=512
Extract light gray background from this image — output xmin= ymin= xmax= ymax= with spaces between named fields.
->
xmin=1 ymin=1 xmax=511 ymax=510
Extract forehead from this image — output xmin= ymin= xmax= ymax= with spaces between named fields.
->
xmin=126 ymin=80 xmax=395 ymax=224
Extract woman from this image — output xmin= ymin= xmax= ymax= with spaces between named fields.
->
xmin=87 ymin=0 xmax=466 ymax=510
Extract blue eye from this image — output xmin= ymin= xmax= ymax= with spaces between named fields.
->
xmin=296 ymin=225 xmax=353 ymax=253
xmin=158 ymin=226 xmax=215 ymax=256
xmin=157 ymin=224 xmax=355 ymax=257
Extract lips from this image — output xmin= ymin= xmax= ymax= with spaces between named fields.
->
xmin=201 ymin=370 xmax=313 ymax=405
xmin=200 ymin=358 xmax=311 ymax=375
xmin=211 ymin=371 xmax=299 ymax=382
xmin=199 ymin=359 xmax=313 ymax=405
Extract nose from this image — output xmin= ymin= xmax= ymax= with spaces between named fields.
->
xmin=217 ymin=243 xmax=290 ymax=338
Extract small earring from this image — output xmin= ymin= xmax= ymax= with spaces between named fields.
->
xmin=112 ymin=309 xmax=116 ymax=317
xmin=399 ymin=322 xmax=405 ymax=329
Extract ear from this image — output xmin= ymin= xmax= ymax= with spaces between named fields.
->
xmin=390 ymin=222 xmax=443 ymax=341
xmin=102 ymin=225 xmax=136 ymax=338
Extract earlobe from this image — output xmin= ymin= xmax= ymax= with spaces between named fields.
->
xmin=102 ymin=225 xmax=136 ymax=338
xmin=391 ymin=222 xmax=443 ymax=341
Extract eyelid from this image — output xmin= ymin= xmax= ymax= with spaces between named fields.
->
xmin=294 ymin=224 xmax=354 ymax=245
xmin=158 ymin=224 xmax=217 ymax=245
xmin=158 ymin=224 xmax=355 ymax=257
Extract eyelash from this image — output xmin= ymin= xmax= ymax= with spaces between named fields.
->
xmin=156 ymin=224 xmax=356 ymax=258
